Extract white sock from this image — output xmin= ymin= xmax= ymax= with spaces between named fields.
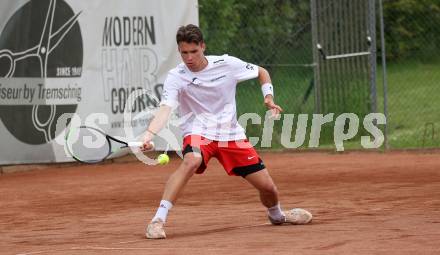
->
xmin=268 ymin=203 xmax=284 ymax=220
xmin=152 ymin=200 xmax=173 ymax=222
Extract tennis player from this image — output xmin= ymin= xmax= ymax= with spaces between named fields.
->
xmin=142 ymin=24 xmax=312 ymax=239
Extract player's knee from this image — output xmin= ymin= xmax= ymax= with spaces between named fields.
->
xmin=181 ymin=155 xmax=202 ymax=173
xmin=259 ymin=182 xmax=278 ymax=196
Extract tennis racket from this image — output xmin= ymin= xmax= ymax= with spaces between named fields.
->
xmin=65 ymin=125 xmax=151 ymax=164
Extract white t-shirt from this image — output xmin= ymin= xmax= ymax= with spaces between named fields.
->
xmin=160 ymin=55 xmax=259 ymax=141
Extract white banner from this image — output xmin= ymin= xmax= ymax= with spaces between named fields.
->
xmin=0 ymin=0 xmax=198 ymax=164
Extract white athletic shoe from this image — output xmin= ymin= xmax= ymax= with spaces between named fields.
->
xmin=146 ymin=219 xmax=166 ymax=239
xmin=269 ymin=208 xmax=313 ymax=225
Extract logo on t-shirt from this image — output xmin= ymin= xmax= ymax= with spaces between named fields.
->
xmin=189 ymin=77 xmax=202 ymax=86
xmin=245 ymin=63 xmax=254 ymax=70
xmin=213 ymin=59 xmax=225 ymax=64
xmin=210 ymin=75 xmax=226 ymax=82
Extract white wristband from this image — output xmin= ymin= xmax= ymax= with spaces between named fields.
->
xmin=261 ymin=83 xmax=274 ymax=98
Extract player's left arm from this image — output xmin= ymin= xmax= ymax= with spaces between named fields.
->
xmin=258 ymin=66 xmax=283 ymax=117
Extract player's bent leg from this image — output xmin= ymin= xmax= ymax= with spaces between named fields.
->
xmin=244 ymin=169 xmax=313 ymax=225
xmin=146 ymin=153 xmax=203 ymax=239
xmin=162 ymin=152 xmax=203 ymax=203
xmin=244 ymin=168 xmax=279 ymax=208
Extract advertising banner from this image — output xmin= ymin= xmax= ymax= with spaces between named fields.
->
xmin=0 ymin=0 xmax=198 ymax=164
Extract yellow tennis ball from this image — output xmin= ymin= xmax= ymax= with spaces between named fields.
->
xmin=157 ymin=154 xmax=169 ymax=165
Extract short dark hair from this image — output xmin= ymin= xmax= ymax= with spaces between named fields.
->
xmin=176 ymin=24 xmax=204 ymax=44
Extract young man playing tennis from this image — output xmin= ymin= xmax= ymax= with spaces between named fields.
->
xmin=142 ymin=24 xmax=312 ymax=239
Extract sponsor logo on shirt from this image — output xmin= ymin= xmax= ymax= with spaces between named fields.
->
xmin=210 ymin=75 xmax=226 ymax=82
xmin=213 ymin=59 xmax=225 ymax=64
xmin=246 ymin=63 xmax=254 ymax=70
xmin=189 ymin=77 xmax=202 ymax=86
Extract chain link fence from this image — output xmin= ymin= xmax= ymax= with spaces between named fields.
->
xmin=198 ymin=0 xmax=440 ymax=150
xmin=378 ymin=0 xmax=440 ymax=149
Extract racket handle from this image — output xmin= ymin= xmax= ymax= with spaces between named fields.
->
xmin=128 ymin=141 xmax=143 ymax=147
xmin=127 ymin=141 xmax=155 ymax=149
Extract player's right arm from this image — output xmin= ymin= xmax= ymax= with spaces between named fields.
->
xmin=142 ymin=73 xmax=181 ymax=150
xmin=142 ymin=105 xmax=172 ymax=150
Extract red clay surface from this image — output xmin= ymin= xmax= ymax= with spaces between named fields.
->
xmin=1 ymin=151 xmax=440 ymax=255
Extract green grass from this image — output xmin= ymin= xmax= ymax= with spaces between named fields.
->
xmin=377 ymin=58 xmax=440 ymax=148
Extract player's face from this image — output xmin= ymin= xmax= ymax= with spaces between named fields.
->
xmin=178 ymin=41 xmax=206 ymax=72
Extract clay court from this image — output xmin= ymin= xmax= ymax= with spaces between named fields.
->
xmin=1 ymin=151 xmax=440 ymax=255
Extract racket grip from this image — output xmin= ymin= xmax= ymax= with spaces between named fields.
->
xmin=128 ymin=141 xmax=143 ymax=147
xmin=128 ymin=141 xmax=155 ymax=149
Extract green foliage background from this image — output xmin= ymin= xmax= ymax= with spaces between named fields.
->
xmin=199 ymin=0 xmax=440 ymax=62
xmin=199 ymin=0 xmax=310 ymax=64
xmin=382 ymin=0 xmax=440 ymax=60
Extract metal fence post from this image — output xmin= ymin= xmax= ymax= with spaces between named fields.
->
xmin=378 ymin=0 xmax=389 ymax=150
xmin=311 ymin=0 xmax=321 ymax=114
xmin=368 ymin=0 xmax=377 ymax=114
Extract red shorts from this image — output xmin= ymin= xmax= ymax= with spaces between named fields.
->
xmin=182 ymin=135 xmax=266 ymax=177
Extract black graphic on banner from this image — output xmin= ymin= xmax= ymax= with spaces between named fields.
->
xmin=0 ymin=0 xmax=83 ymax=144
